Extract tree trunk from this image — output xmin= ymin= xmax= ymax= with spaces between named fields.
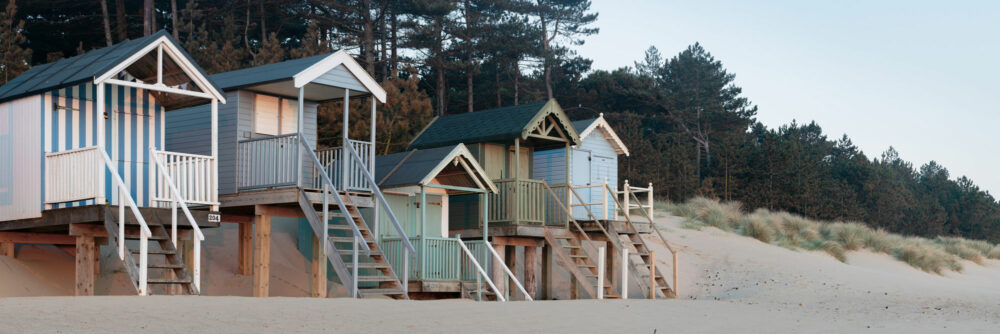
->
xmin=496 ymin=65 xmax=501 ymax=108
xmin=100 ymin=0 xmax=113 ymax=46
xmin=115 ymin=0 xmax=127 ymax=41
xmin=390 ymin=10 xmax=398 ymax=80
xmin=437 ymin=67 xmax=446 ymax=116
xmin=143 ymin=0 xmax=153 ymax=36
xmin=513 ymin=60 xmax=520 ymax=105
xmin=380 ymin=10 xmax=388 ymax=81
xmin=362 ymin=0 xmax=375 ymax=74
xmin=170 ymin=0 xmax=178 ymax=39
xmin=259 ymin=0 xmax=266 ymax=40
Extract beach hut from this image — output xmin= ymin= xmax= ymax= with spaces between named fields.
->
xmin=408 ymin=99 xmax=636 ymax=299
xmin=0 ymin=30 xmax=226 ymax=296
xmin=370 ymin=143 xmax=523 ymax=298
xmin=165 ymin=51 xmax=415 ymax=298
xmin=534 ymin=113 xmax=629 ymax=221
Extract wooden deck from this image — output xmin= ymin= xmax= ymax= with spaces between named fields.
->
xmin=218 ymin=188 xmax=374 ymax=216
xmin=0 ymin=205 xmax=220 ymax=233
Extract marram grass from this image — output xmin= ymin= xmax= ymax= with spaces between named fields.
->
xmin=663 ymin=197 xmax=1000 ymax=274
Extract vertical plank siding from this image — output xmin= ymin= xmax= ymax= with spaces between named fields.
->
xmin=40 ymin=83 xmax=165 ymax=209
xmin=0 ymin=96 xmax=42 ymax=221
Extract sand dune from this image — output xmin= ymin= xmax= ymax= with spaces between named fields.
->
xmin=1 ymin=215 xmax=999 ymax=333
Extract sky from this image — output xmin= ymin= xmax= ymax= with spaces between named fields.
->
xmin=577 ymin=0 xmax=1000 ymax=195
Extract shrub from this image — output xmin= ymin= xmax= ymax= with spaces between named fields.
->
xmin=821 ymin=241 xmax=847 ymax=262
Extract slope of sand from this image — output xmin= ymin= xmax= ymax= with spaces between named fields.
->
xmin=1 ymin=215 xmax=999 ymax=333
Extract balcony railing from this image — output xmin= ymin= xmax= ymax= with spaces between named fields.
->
xmin=383 ymin=237 xmax=462 ymax=281
xmin=488 ymin=178 xmax=550 ymax=225
xmin=237 ymin=134 xmax=299 ymax=190
xmin=45 ymin=147 xmax=104 ymax=204
xmin=152 ymin=151 xmax=217 ymax=206
xmin=237 ymin=135 xmax=374 ymax=192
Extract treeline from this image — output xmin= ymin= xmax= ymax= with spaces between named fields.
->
xmin=1 ymin=1 xmax=998 ymax=242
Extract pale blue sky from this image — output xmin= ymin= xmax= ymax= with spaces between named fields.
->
xmin=578 ymin=0 xmax=1000 ymax=195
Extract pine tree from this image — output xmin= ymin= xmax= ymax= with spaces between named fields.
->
xmin=0 ymin=0 xmax=31 ymax=84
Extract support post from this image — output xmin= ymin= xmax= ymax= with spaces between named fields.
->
xmin=607 ymin=241 xmax=618 ymax=294
xmin=311 ymin=235 xmax=327 ymax=298
xmin=252 ymin=215 xmax=271 ymax=297
xmin=75 ymin=236 xmax=95 ymax=296
xmin=95 ymin=83 xmax=106 ymax=204
xmin=352 ymin=235 xmax=359 ymax=298
xmin=648 ymin=183 xmax=654 ymax=218
xmin=513 ymin=139 xmax=520 ymax=225
xmin=672 ymin=251 xmax=679 ymax=297
xmin=649 ymin=250 xmax=655 ymax=300
xmin=296 ymin=88 xmax=304 ymax=188
xmin=623 ymin=180 xmax=630 ymax=219
xmin=420 ymin=185 xmax=427 ymax=277
xmin=491 ymin=242 xmax=506 ymax=297
xmin=621 ymin=248 xmax=629 ymax=299
xmin=238 ymin=223 xmax=252 ymax=275
xmin=597 ymin=246 xmax=605 ymax=299
xmin=342 ymin=88 xmax=350 ymax=189
xmin=0 ymin=242 xmax=13 ymax=258
xmin=211 ymin=99 xmax=218 ymax=205
xmin=524 ymin=245 xmax=538 ymax=299
xmin=505 ymin=245 xmax=516 ymax=300
xmin=542 ymin=244 xmax=552 ymax=299
xmin=602 ymin=178 xmax=609 ymax=220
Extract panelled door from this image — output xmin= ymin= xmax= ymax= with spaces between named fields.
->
xmin=590 ymin=155 xmax=614 ymax=220
xmin=571 ymin=148 xmax=591 ymax=219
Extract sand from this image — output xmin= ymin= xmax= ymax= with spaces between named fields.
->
xmin=1 ymin=215 xmax=999 ymax=333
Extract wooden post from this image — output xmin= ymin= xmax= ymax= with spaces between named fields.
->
xmin=621 ymin=248 xmax=629 ymax=299
xmin=311 ymin=235 xmax=327 ymax=298
xmin=648 ymin=183 xmax=654 ymax=218
xmin=238 ymin=223 xmax=252 ymax=275
xmin=505 ymin=245 xmax=516 ymax=300
xmin=513 ymin=139 xmax=520 ymax=225
xmin=672 ymin=251 xmax=679 ymax=297
xmin=93 ymin=238 xmax=102 ymax=275
xmin=0 ymin=242 xmax=13 ymax=258
xmin=606 ymin=242 xmax=617 ymax=295
xmin=648 ymin=250 xmax=655 ymax=299
xmin=491 ymin=242 xmax=506 ymax=297
xmin=75 ymin=236 xmax=96 ymax=296
xmin=524 ymin=245 xmax=538 ymax=299
xmin=622 ymin=180 xmax=631 ymax=219
xmin=252 ymin=215 xmax=271 ymax=297
xmin=597 ymin=246 xmax=605 ymax=300
xmin=541 ymin=244 xmax=552 ymax=300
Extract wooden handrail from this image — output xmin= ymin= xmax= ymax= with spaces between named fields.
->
xmin=150 ymin=147 xmax=206 ymax=293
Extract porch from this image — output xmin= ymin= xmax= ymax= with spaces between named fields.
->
xmin=235 ymin=134 xmax=375 ymax=193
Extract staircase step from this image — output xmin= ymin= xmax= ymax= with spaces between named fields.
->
xmin=357 ymin=275 xmax=398 ymax=282
xmin=147 ymin=278 xmax=191 ymax=284
xmin=131 ymin=249 xmax=176 ymax=255
xmin=358 ymin=288 xmax=406 ymax=295
xmin=328 ymin=224 xmax=363 ymax=230
xmin=338 ymin=249 xmax=382 ymax=256
xmin=124 ymin=234 xmax=169 ymax=240
xmin=148 ymin=263 xmax=185 ymax=269
xmin=569 ymin=254 xmax=589 ymax=258
xmin=346 ymin=262 xmax=391 ymax=269
xmin=330 ymin=236 xmax=375 ymax=243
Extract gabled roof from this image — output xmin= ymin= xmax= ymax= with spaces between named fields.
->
xmin=207 ymin=50 xmax=386 ymax=102
xmin=573 ymin=113 xmax=630 ymax=156
xmin=375 ymin=144 xmax=497 ymax=193
xmin=408 ymin=99 xmax=580 ymax=150
xmin=0 ymin=30 xmax=223 ymax=107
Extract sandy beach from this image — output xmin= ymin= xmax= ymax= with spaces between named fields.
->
xmin=2 ymin=215 xmax=999 ymax=333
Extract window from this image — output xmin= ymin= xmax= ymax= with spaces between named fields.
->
xmin=254 ymin=94 xmax=280 ymax=135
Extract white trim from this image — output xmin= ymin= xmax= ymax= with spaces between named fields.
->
xmin=104 ymin=79 xmax=214 ymax=100
xmin=94 ymin=36 xmax=226 ymax=103
xmin=292 ymin=50 xmax=387 ymax=102
xmin=577 ymin=114 xmax=630 ymax=156
xmin=417 ymin=144 xmax=498 ymax=193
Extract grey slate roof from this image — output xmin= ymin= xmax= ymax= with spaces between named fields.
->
xmin=0 ymin=30 xmax=217 ymax=104
xmin=207 ymin=53 xmax=331 ymax=90
xmin=571 ymin=118 xmax=598 ymax=133
xmin=375 ymin=145 xmax=460 ymax=188
xmin=408 ymin=101 xmax=550 ymax=149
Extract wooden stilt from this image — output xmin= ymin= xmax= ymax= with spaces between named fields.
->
xmin=524 ymin=245 xmax=538 ymax=299
xmin=252 ymin=215 xmax=271 ymax=297
xmin=75 ymin=236 xmax=95 ymax=296
xmin=541 ymin=244 xmax=552 ymax=300
xmin=311 ymin=235 xmax=327 ymax=298
xmin=606 ymin=242 xmax=618 ymax=293
xmin=649 ymin=250 xmax=655 ymax=299
xmin=0 ymin=242 xmax=13 ymax=258
xmin=238 ymin=223 xmax=253 ymax=276
xmin=505 ymin=245 xmax=517 ymax=299
xmin=491 ymin=242 xmax=506 ymax=297
xmin=93 ymin=238 xmax=103 ymax=275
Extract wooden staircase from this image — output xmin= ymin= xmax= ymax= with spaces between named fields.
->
xmin=298 ymin=190 xmax=408 ymax=299
xmin=103 ymin=209 xmax=197 ymax=295
xmin=461 ymin=281 xmax=499 ymax=301
xmin=611 ymin=189 xmax=677 ymax=299
xmin=543 ymin=228 xmax=620 ymax=299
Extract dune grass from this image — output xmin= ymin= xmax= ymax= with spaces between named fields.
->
xmin=662 ymin=197 xmax=1000 ymax=274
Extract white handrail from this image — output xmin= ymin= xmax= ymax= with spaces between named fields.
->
xmin=343 ymin=143 xmax=415 ymax=254
xmin=151 ymin=147 xmax=206 ymax=293
xmin=298 ymin=134 xmax=371 ymax=253
xmin=98 ymin=149 xmax=151 ymax=296
xmin=457 ymin=239 xmax=505 ymax=302
xmin=484 ymin=241 xmax=533 ymax=301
